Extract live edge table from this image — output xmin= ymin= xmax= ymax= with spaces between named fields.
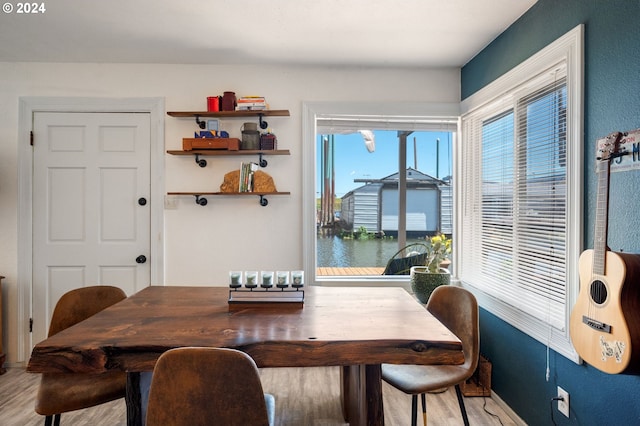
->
xmin=27 ymin=286 xmax=463 ymax=426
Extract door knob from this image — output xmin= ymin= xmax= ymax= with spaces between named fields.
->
xmin=136 ymin=255 xmax=147 ymax=264
xmin=138 ymin=197 xmax=147 ymax=206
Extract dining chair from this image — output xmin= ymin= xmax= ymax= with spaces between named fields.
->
xmin=34 ymin=285 xmax=128 ymax=426
xmin=381 ymin=285 xmax=479 ymax=426
xmin=145 ymin=347 xmax=275 ymax=426
xmin=382 ymin=242 xmax=429 ymax=275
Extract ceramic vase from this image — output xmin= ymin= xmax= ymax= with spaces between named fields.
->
xmin=410 ymin=266 xmax=450 ymax=304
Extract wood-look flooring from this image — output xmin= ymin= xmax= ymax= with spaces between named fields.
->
xmin=0 ymin=366 xmax=517 ymax=425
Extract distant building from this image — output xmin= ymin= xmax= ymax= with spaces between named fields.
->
xmin=340 ymin=168 xmax=451 ymax=237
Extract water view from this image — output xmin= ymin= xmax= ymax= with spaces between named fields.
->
xmin=316 ymin=235 xmax=425 ymax=268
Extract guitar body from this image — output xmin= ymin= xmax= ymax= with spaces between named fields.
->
xmin=570 ymin=249 xmax=640 ymax=374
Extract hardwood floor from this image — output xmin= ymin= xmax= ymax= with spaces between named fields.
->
xmin=0 ymin=366 xmax=517 ymax=425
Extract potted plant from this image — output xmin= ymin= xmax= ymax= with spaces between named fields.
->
xmin=410 ymin=233 xmax=452 ymax=303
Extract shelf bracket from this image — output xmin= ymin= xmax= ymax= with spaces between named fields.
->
xmin=258 ymin=114 xmax=268 ymax=130
xmin=258 ymin=153 xmax=268 ymax=168
xmin=194 ymin=195 xmax=208 ymax=206
xmin=259 ymin=195 xmax=269 ymax=207
xmin=194 ymin=154 xmax=207 ymax=168
xmin=195 ymin=115 xmax=206 ymax=129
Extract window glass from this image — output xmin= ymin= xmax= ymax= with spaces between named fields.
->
xmin=315 ymin=130 xmax=453 ymax=276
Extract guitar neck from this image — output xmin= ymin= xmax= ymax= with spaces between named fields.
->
xmin=591 ymin=131 xmax=625 ymax=275
xmin=593 ymin=148 xmax=612 ymax=276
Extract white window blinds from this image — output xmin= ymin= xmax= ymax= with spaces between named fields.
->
xmin=460 ymin=71 xmax=568 ymax=330
xmin=458 ymin=25 xmax=583 ymax=361
xmin=316 ymin=115 xmax=458 ymax=133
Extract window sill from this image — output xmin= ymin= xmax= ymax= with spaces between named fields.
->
xmin=313 ymin=275 xmax=411 ymax=290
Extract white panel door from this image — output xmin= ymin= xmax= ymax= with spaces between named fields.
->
xmin=32 ymin=112 xmax=151 ymax=345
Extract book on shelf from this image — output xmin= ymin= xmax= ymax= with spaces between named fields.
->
xmin=236 ymin=96 xmax=267 ymax=111
xmin=236 ymin=105 xmax=267 ymax=111
xmin=238 ymin=96 xmax=266 ymax=103
xmin=239 ymin=162 xmax=259 ymax=192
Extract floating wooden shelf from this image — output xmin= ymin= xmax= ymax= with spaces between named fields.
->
xmin=167 ymin=149 xmax=290 ymax=156
xmin=167 ymin=110 xmax=289 ymax=130
xmin=167 ymin=149 xmax=290 ymax=168
xmin=167 ymin=191 xmax=291 ymax=207
xmin=167 ymin=191 xmax=291 ymax=196
xmin=167 ymin=110 xmax=290 ymax=118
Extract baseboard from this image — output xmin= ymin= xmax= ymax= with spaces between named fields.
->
xmin=3 ymin=361 xmax=26 ymax=369
xmin=491 ymin=391 xmax=527 ymax=426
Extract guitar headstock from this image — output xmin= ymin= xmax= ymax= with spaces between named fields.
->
xmin=596 ymin=131 xmax=624 ymax=162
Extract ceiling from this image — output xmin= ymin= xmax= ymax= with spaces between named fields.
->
xmin=0 ymin=0 xmax=537 ymax=67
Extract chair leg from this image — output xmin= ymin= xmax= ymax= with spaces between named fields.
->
xmin=420 ymin=393 xmax=427 ymax=426
xmin=411 ymin=394 xmax=418 ymax=426
xmin=44 ymin=414 xmax=60 ymax=426
xmin=454 ymin=384 xmax=470 ymax=426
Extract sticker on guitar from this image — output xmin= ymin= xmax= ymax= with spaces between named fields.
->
xmin=600 ymin=336 xmax=625 ymax=363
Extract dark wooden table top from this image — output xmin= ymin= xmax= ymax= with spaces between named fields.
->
xmin=27 ymin=285 xmax=463 ymax=374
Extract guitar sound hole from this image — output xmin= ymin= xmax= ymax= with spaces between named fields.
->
xmin=590 ymin=280 xmax=608 ymax=304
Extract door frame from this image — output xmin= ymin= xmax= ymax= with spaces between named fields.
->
xmin=17 ymin=97 xmax=165 ymax=362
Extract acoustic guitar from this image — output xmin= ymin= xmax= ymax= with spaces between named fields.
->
xmin=569 ymin=131 xmax=640 ymax=374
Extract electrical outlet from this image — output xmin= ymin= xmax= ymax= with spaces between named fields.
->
xmin=557 ymin=386 xmax=570 ymax=418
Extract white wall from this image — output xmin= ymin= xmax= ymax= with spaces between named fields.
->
xmin=0 ymin=62 xmax=460 ymax=364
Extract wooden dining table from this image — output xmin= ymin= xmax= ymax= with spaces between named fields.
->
xmin=27 ymin=285 xmax=463 ymax=426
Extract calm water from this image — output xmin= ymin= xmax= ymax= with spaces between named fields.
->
xmin=316 ymin=236 xmax=424 ymax=268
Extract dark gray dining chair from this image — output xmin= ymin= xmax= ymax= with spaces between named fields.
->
xmin=382 ymin=242 xmax=429 ymax=275
xmin=381 ymin=285 xmax=479 ymax=426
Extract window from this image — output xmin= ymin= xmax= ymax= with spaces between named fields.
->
xmin=315 ymin=130 xmax=453 ymax=277
xmin=459 ymin=25 xmax=583 ymax=361
xmin=302 ymin=103 xmax=459 ymax=285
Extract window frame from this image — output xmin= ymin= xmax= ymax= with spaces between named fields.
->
xmin=302 ymin=102 xmax=460 ymax=287
xmin=458 ymin=25 xmax=584 ymax=362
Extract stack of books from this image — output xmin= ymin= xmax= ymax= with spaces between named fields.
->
xmin=239 ymin=162 xmax=259 ymax=192
xmin=236 ymin=96 xmax=267 ymax=111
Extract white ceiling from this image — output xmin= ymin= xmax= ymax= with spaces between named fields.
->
xmin=0 ymin=0 xmax=537 ymax=67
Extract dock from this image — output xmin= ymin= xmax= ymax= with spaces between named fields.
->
xmin=316 ymin=267 xmax=385 ymax=276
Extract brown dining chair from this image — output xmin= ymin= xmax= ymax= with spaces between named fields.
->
xmin=34 ymin=285 xmax=127 ymax=426
xmin=381 ymin=285 xmax=479 ymax=426
xmin=145 ymin=347 xmax=275 ymax=426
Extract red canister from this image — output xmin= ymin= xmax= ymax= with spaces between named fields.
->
xmin=207 ymin=96 xmax=219 ymax=112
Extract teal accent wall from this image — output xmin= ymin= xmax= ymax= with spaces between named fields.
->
xmin=462 ymin=0 xmax=640 ymax=424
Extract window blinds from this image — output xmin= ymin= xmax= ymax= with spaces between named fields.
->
xmin=461 ymin=71 xmax=568 ymax=330
xmin=316 ymin=115 xmax=458 ymax=133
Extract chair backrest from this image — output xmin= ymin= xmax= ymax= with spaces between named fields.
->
xmin=383 ymin=242 xmax=429 ymax=275
xmin=426 ymin=285 xmax=479 ymax=373
xmin=48 ymin=285 xmax=127 ymax=336
xmin=146 ymin=347 xmax=271 ymax=426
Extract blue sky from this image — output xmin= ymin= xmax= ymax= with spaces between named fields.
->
xmin=317 ymin=130 xmax=453 ymax=197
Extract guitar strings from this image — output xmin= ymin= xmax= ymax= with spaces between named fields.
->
xmin=590 ymin=138 xmax=609 ymax=321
